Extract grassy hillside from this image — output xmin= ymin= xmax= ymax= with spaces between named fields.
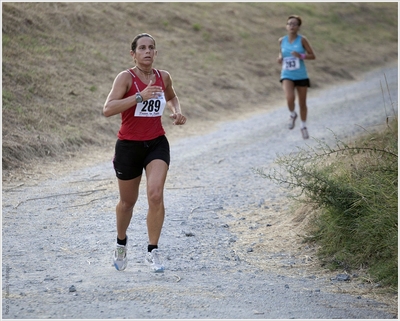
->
xmin=2 ymin=2 xmax=398 ymax=173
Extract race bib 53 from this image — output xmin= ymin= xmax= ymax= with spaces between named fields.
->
xmin=282 ymin=57 xmax=300 ymax=71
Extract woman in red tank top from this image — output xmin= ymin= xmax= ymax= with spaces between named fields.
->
xmin=103 ymin=33 xmax=187 ymax=272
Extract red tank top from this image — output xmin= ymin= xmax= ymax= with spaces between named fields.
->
xmin=117 ymin=69 xmax=166 ymax=141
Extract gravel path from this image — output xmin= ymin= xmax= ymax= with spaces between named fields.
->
xmin=2 ymin=63 xmax=398 ymax=319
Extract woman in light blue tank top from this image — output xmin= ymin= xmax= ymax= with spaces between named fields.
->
xmin=277 ymin=15 xmax=316 ymax=139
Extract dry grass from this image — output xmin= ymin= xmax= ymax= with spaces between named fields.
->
xmin=2 ymin=2 xmax=398 ymax=175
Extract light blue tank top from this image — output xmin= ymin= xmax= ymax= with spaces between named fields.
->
xmin=280 ymin=35 xmax=308 ymax=80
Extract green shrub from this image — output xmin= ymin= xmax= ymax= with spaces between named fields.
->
xmin=256 ymin=120 xmax=398 ymax=288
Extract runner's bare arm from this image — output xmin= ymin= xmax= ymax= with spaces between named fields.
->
xmin=161 ymin=70 xmax=186 ymax=125
xmin=301 ymin=36 xmax=316 ymax=60
xmin=103 ymin=72 xmax=135 ymax=117
xmin=277 ymin=37 xmax=283 ymax=64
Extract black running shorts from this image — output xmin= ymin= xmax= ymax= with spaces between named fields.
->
xmin=280 ymin=78 xmax=310 ymax=87
xmin=113 ymin=135 xmax=170 ymax=180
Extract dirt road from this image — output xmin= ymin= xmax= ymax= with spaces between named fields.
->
xmin=2 ymin=63 xmax=398 ymax=318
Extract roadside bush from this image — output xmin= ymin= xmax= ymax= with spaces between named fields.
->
xmin=255 ymin=118 xmax=398 ymax=288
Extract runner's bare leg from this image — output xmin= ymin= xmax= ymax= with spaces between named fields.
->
xmin=145 ymin=159 xmax=168 ymax=245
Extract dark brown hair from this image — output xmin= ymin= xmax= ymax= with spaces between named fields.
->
xmin=131 ymin=33 xmax=156 ymax=52
xmin=287 ymin=15 xmax=302 ymax=26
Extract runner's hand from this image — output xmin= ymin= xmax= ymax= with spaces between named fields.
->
xmin=170 ymin=113 xmax=186 ymax=125
xmin=142 ymin=80 xmax=163 ymax=101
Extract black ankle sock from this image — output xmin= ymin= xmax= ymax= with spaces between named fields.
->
xmin=148 ymin=244 xmax=158 ymax=252
xmin=117 ymin=237 xmax=127 ymax=246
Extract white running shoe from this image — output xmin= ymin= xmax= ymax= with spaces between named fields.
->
xmin=145 ymin=249 xmax=165 ymax=273
xmin=113 ymin=237 xmax=128 ymax=271
xmin=288 ymin=112 xmax=297 ymax=130
xmin=301 ymin=127 xmax=309 ymax=139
